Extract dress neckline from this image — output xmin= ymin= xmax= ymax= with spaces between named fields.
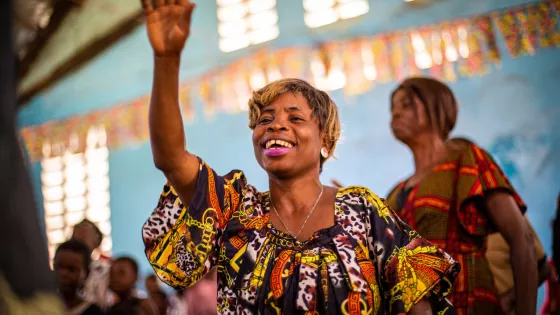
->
xmin=401 ymin=146 xmax=465 ymax=191
xmin=263 ymin=188 xmax=344 ymax=247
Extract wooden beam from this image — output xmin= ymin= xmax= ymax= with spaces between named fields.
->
xmin=18 ymin=0 xmax=76 ymax=79
xmin=17 ymin=10 xmax=144 ymax=106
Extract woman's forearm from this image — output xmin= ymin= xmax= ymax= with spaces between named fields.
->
xmin=510 ymin=233 xmax=538 ymax=315
xmin=149 ymin=55 xmax=186 ymax=171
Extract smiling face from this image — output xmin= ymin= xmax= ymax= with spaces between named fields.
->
xmin=252 ymin=92 xmax=324 ymax=178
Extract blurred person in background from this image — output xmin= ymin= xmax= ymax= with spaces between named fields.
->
xmin=144 ymin=274 xmax=160 ymax=298
xmin=166 ymin=290 xmax=187 ymax=315
xmin=541 ymin=193 xmax=560 ymax=315
xmin=72 ymin=219 xmax=114 ymax=310
xmin=107 ymin=257 xmax=156 ymax=315
xmin=183 ymin=268 xmax=217 ymax=315
xmin=554 ymin=193 xmax=560 ymax=281
xmin=385 ymin=77 xmax=537 ymax=315
xmin=150 ymin=290 xmax=169 ymax=315
xmin=0 ymin=0 xmax=63 ymax=314
xmin=449 ymin=138 xmax=550 ymax=314
xmin=53 ymin=240 xmax=104 ymax=315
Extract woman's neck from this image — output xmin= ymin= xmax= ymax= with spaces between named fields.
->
xmin=269 ymin=172 xmax=323 ymax=216
xmin=409 ymin=135 xmax=448 ymax=173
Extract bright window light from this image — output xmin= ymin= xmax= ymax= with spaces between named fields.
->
xmin=218 ymin=0 xmax=279 ymax=53
xmin=303 ymin=0 xmax=369 ymax=28
xmin=41 ymin=125 xmax=113 ymax=261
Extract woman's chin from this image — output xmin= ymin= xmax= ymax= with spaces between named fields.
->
xmin=265 ymin=166 xmax=292 ymax=178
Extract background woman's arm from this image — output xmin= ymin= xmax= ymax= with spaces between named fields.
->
xmin=486 ymin=191 xmax=537 ymax=315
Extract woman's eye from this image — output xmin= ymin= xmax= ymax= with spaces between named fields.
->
xmin=290 ymin=117 xmax=303 ymax=122
xmin=258 ymin=118 xmax=271 ymax=124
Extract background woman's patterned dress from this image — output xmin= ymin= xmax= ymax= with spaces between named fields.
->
xmin=386 ymin=143 xmax=526 ymax=315
xmin=143 ymin=157 xmax=460 ymax=314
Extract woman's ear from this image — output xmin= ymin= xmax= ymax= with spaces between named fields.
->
xmin=321 ymin=135 xmax=330 ymax=156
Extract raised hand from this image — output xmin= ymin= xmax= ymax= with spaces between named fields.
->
xmin=142 ymin=0 xmax=196 ymax=57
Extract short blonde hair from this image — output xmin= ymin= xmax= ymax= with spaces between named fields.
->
xmin=248 ymin=78 xmax=341 ymax=167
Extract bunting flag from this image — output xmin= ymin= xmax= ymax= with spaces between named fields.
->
xmin=423 ymin=28 xmax=444 ymax=79
xmin=440 ymin=23 xmax=460 ymax=81
xmin=404 ymin=32 xmax=422 ymax=78
xmin=343 ymin=39 xmax=373 ymax=95
xmin=458 ymin=21 xmax=488 ymax=77
xmin=19 ymin=0 xmax=560 ymax=163
xmin=538 ymin=1 xmax=560 ymax=48
xmin=372 ymin=35 xmax=394 ymax=83
xmin=494 ymin=10 xmax=523 ymax=57
xmin=388 ymin=34 xmax=407 ymax=81
xmin=473 ymin=15 xmax=501 ymax=64
xmin=199 ymin=75 xmax=216 ymax=119
xmin=179 ymin=84 xmax=194 ymax=122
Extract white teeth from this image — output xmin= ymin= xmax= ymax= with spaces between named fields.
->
xmin=265 ymin=140 xmax=294 ymax=149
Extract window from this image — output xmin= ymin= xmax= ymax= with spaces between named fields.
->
xmin=42 ymin=125 xmax=112 ymax=261
xmin=303 ymin=0 xmax=369 ymax=28
xmin=410 ymin=24 xmax=470 ymax=70
xmin=217 ymin=0 xmax=280 ymax=52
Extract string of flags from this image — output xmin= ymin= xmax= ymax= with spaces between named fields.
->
xmin=20 ymin=0 xmax=560 ymax=163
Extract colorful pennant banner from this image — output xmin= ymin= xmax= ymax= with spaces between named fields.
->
xmin=20 ymin=0 xmax=560 ymax=163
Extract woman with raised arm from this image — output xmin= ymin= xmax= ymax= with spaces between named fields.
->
xmin=386 ymin=77 xmax=538 ymax=315
xmin=141 ymin=1 xmax=459 ymax=314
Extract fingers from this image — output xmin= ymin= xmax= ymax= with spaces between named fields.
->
xmin=165 ymin=0 xmax=176 ymax=4
xmin=141 ymin=0 xmax=154 ymax=13
xmin=153 ymin=0 xmax=164 ymax=8
xmin=183 ymin=2 xmax=195 ymax=25
xmin=177 ymin=0 xmax=189 ymax=6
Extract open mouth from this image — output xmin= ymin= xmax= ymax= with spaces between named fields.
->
xmin=264 ymin=139 xmax=295 ymax=149
xmin=262 ymin=139 xmax=295 ymax=157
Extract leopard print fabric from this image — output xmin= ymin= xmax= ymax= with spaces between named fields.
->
xmin=142 ymin=158 xmax=460 ymax=314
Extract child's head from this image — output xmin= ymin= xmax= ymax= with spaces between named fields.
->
xmin=71 ymin=219 xmax=103 ymax=253
xmin=109 ymin=256 xmax=139 ymax=297
xmin=145 ymin=274 xmax=160 ymax=295
xmin=53 ymin=239 xmax=92 ymax=294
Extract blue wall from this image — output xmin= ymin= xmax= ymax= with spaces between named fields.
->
xmin=19 ymin=0 xmax=560 ymax=305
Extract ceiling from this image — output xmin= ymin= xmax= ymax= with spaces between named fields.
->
xmin=13 ymin=0 xmax=143 ymax=106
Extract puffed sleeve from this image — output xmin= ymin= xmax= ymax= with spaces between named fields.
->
xmin=456 ymin=144 xmax=526 ymax=236
xmin=363 ymin=190 xmax=460 ymax=314
xmin=142 ymin=157 xmax=246 ymax=289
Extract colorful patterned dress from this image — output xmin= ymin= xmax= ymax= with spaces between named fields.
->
xmin=386 ymin=143 xmax=526 ymax=315
xmin=143 ymin=158 xmax=460 ymax=314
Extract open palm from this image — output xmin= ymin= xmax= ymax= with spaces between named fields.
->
xmin=142 ymin=0 xmax=195 ymax=56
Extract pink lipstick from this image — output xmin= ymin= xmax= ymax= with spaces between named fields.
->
xmin=263 ymin=147 xmax=293 ymax=157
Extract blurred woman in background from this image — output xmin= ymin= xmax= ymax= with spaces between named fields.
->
xmin=385 ymin=77 xmax=537 ymax=315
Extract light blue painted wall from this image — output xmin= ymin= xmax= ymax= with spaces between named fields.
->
xmin=19 ymin=0 xmax=559 ymax=305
